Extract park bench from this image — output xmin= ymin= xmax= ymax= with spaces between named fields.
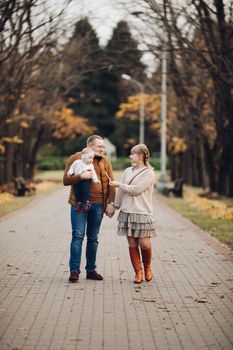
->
xmin=162 ymin=178 xmax=185 ymax=198
xmin=13 ymin=177 xmax=36 ymax=197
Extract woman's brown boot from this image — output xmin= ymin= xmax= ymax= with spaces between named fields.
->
xmin=129 ymin=247 xmax=143 ymax=283
xmin=141 ymin=247 xmax=153 ymax=282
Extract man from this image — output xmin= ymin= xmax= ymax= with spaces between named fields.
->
xmin=63 ymin=135 xmax=115 ymax=282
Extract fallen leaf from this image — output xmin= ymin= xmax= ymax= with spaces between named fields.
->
xmin=18 ymin=327 xmax=28 ymax=331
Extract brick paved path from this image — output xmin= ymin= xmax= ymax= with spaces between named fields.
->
xmin=0 ymin=187 xmax=233 ymax=350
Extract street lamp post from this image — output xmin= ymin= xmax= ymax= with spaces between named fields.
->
xmin=121 ymin=74 xmax=145 ymax=144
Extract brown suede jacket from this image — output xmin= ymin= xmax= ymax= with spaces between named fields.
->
xmin=63 ymin=152 xmax=115 ymax=208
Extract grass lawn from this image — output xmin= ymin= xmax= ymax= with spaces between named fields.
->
xmin=158 ymin=192 xmax=233 ymax=250
xmin=0 ymin=195 xmax=35 ymax=218
xmin=35 ymin=170 xmax=64 ymax=182
xmin=0 ymin=171 xmax=63 ymax=218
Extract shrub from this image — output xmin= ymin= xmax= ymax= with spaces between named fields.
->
xmin=37 ymin=156 xmax=67 ymax=171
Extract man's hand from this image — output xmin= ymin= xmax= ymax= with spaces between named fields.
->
xmin=81 ymin=171 xmax=92 ymax=180
xmin=105 ymin=203 xmax=115 ymax=218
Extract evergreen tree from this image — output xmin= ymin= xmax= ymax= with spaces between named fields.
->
xmin=64 ymin=18 xmax=103 ymax=128
xmin=105 ymin=21 xmax=147 ymax=154
xmin=105 ymin=21 xmax=146 ymax=80
xmin=63 ymin=18 xmax=118 ymax=137
xmin=61 ymin=19 xmax=147 ymax=153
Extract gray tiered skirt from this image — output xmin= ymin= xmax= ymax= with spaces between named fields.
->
xmin=117 ymin=211 xmax=156 ymax=238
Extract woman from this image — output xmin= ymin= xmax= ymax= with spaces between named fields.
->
xmin=110 ymin=144 xmax=156 ymax=284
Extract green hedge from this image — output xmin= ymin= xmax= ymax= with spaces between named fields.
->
xmin=36 ymin=156 xmax=164 ymax=171
xmin=111 ymin=158 xmax=131 ymax=170
xmin=37 ymin=156 xmax=68 ymax=170
xmin=150 ymin=158 xmax=162 ymax=170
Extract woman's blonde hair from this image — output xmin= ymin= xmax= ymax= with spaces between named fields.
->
xmin=131 ymin=144 xmax=151 ymax=167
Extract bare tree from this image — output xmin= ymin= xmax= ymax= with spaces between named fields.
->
xmin=0 ymin=0 xmax=96 ymax=183
xmin=134 ymin=0 xmax=233 ymax=196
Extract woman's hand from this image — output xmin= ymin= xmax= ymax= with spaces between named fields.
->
xmin=105 ymin=203 xmax=115 ymax=217
xmin=109 ymin=180 xmax=120 ymax=187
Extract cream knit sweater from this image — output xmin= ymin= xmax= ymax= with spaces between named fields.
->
xmin=114 ymin=167 xmax=156 ymax=216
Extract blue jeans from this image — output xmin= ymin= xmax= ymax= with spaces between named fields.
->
xmin=69 ymin=204 xmax=104 ymax=273
xmin=73 ymin=179 xmax=91 ymax=203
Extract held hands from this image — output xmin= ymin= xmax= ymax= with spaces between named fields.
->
xmin=105 ymin=203 xmax=115 ymax=218
xmin=109 ymin=180 xmax=120 ymax=187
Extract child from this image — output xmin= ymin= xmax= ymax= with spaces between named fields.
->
xmin=67 ymin=147 xmax=100 ymax=211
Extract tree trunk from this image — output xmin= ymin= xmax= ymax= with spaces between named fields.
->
xmin=203 ymin=141 xmax=217 ymax=192
xmin=26 ymin=126 xmax=45 ymax=179
xmin=217 ymin=137 xmax=233 ymax=196
xmin=191 ymin=146 xmax=198 ymax=186
xmin=169 ymin=155 xmax=176 ymax=180
xmin=215 ymin=81 xmax=233 ymax=196
xmin=200 ymin=143 xmax=209 ymax=190
xmin=183 ymin=150 xmax=193 ymax=186
xmin=4 ymin=143 xmax=15 ymax=182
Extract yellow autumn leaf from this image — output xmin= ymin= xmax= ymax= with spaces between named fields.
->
xmin=52 ymin=106 xmax=95 ymax=140
xmin=0 ymin=192 xmax=14 ymax=205
xmin=0 ymin=144 xmax=5 ymax=154
xmin=184 ymin=190 xmax=233 ymax=220
xmin=20 ymin=121 xmax=29 ymax=128
xmin=2 ymin=136 xmax=23 ymax=144
xmin=168 ymin=137 xmax=187 ymax=154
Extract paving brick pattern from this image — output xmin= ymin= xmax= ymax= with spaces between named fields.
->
xmin=0 ymin=187 xmax=232 ymax=350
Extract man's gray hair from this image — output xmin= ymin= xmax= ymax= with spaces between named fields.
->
xmin=87 ymin=135 xmax=103 ymax=145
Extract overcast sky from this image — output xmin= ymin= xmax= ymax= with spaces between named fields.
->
xmin=64 ymin=0 xmax=156 ymax=76
xmin=66 ymin=0 xmax=129 ymax=45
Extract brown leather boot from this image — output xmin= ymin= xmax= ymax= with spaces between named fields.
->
xmin=141 ymin=247 xmax=153 ymax=282
xmin=129 ymin=247 xmax=143 ymax=283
